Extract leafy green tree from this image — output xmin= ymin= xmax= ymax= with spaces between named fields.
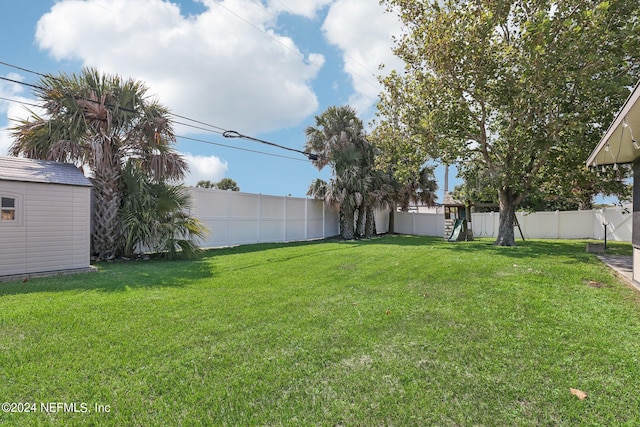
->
xmin=370 ymin=122 xmax=438 ymax=233
xmin=456 ymin=153 xmax=632 ymax=212
xmin=10 ymin=68 xmax=189 ymax=258
xmin=380 ymin=0 xmax=640 ymax=245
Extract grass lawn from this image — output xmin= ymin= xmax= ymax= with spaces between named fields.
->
xmin=1 ymin=235 xmax=639 ymax=426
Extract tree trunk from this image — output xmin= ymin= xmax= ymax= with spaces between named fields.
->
xmin=495 ymin=188 xmax=521 ymax=246
xmin=340 ymin=206 xmax=355 ymax=240
xmin=355 ymin=205 xmax=365 ymax=238
xmin=91 ymin=166 xmax=122 ymax=259
xmin=364 ymin=205 xmax=376 ymax=238
xmin=388 ymin=206 xmax=395 ymax=234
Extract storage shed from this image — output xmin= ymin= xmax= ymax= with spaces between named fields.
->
xmin=0 ymin=156 xmax=95 ymax=279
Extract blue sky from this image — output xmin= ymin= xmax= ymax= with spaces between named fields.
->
xmin=0 ymin=0 xmax=456 ymax=199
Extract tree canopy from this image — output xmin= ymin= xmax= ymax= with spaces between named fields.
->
xmin=305 ymin=105 xmax=390 ymax=239
xmin=379 ymin=0 xmax=640 ymax=245
xmin=196 ymin=178 xmax=240 ymax=191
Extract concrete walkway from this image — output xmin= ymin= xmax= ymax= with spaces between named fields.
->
xmin=596 ymin=255 xmax=640 ymax=292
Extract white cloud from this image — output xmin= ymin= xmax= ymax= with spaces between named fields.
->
xmin=182 ymin=152 xmax=228 ymax=186
xmin=0 ymin=73 xmax=46 ymax=156
xmin=322 ymin=0 xmax=404 ymax=114
xmin=0 ymin=129 xmax=11 ymax=156
xmin=35 ymin=0 xmax=324 ymax=135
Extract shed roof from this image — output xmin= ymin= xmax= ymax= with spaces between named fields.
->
xmin=0 ymin=156 xmax=92 ymax=187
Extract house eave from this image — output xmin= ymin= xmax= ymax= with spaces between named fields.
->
xmin=587 ymin=80 xmax=640 ymax=167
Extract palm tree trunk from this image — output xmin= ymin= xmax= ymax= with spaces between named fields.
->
xmin=364 ymin=205 xmax=376 ymax=238
xmin=355 ymin=205 xmax=365 ymax=238
xmin=340 ymin=206 xmax=356 ymax=240
xmin=91 ymin=166 xmax=122 ymax=259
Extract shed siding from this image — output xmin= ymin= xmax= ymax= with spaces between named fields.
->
xmin=0 ymin=181 xmax=27 ymax=275
xmin=0 ymin=180 xmax=91 ymax=276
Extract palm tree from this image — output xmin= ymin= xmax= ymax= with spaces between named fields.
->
xmin=196 ymin=180 xmax=216 ymax=188
xmin=397 ymin=166 xmax=438 ymax=212
xmin=10 ymin=68 xmax=187 ymax=259
xmin=121 ymin=162 xmax=207 ymax=259
xmin=363 ymin=167 xmax=394 ymax=237
xmin=305 ymin=106 xmax=372 ymax=240
xmin=214 ymin=178 xmax=240 ymax=191
xmin=196 ymin=178 xmax=240 ymax=191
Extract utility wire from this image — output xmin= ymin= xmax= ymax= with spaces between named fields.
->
xmin=212 ymin=0 xmax=304 ymax=60
xmin=169 ymin=112 xmax=228 ymax=133
xmin=172 ymin=120 xmax=226 ymax=136
xmin=212 ymin=1 xmax=382 ymax=95
xmin=0 ymin=96 xmax=43 ymax=109
xmin=1 ymin=92 xmax=312 ymax=161
xmin=0 ymin=61 xmax=49 ymax=78
xmin=1 ymin=92 xmax=311 ymax=162
xmin=0 ymin=75 xmax=44 ymax=91
xmin=178 ymin=134 xmax=309 ymax=162
xmin=222 ymin=130 xmax=319 ymax=160
xmin=0 ymin=60 xmax=322 ymax=161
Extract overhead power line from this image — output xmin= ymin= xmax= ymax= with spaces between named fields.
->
xmin=0 ymin=61 xmax=49 ymax=78
xmin=222 ymin=130 xmax=319 ymax=160
xmin=0 ymin=60 xmax=322 ymax=162
xmin=178 ymin=134 xmax=309 ymax=162
xmin=0 ymin=95 xmax=42 ymax=109
xmin=0 ymin=75 xmax=44 ymax=91
xmin=0 ymin=93 xmax=312 ymax=161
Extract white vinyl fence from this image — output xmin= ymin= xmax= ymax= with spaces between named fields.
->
xmin=381 ymin=207 xmax=632 ymax=242
xmin=394 ymin=212 xmax=445 ymax=237
xmin=187 ymin=188 xmax=632 ymax=246
xmin=188 ymin=188 xmax=340 ymax=248
xmin=472 ymin=207 xmax=632 ymax=241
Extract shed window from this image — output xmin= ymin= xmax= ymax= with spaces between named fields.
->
xmin=1 ymin=197 xmax=16 ymax=221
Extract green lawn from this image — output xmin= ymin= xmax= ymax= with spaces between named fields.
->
xmin=1 ymin=236 xmax=639 ymax=426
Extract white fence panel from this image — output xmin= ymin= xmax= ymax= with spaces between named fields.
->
xmin=188 ymin=188 xmax=340 ymax=248
xmin=472 ymin=206 xmax=632 ymax=242
xmin=189 ymin=188 xmax=631 ymax=246
xmin=594 ymin=207 xmax=632 ymax=241
xmin=307 ymin=200 xmax=326 ymax=239
xmin=285 ymin=197 xmax=306 ymax=242
xmin=519 ymin=211 xmax=556 ymax=239
xmin=324 ymin=209 xmax=340 ymax=237
xmin=375 ymin=208 xmax=390 ymax=234
xmin=472 ymin=211 xmax=498 ymax=238
xmin=259 ymin=194 xmax=285 ymax=243
xmin=394 ymin=212 xmax=444 ymax=237
xmin=560 ymin=210 xmax=594 ymax=239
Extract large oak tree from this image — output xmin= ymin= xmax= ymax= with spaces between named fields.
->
xmin=380 ymin=0 xmax=640 ymax=245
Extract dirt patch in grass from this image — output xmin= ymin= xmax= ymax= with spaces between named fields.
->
xmin=583 ymin=278 xmax=607 ymax=288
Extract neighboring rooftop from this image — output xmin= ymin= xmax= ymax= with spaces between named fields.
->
xmin=0 ymin=156 xmax=92 ymax=187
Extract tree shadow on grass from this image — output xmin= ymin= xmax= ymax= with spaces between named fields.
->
xmin=0 ymin=258 xmax=217 ymax=296
xmin=201 ymin=236 xmax=346 ymax=256
xmin=200 ymin=237 xmax=360 ymax=272
xmin=366 ymin=233 xmax=604 ymax=264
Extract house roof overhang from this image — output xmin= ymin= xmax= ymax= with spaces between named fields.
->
xmin=587 ymin=80 xmax=640 ymax=167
